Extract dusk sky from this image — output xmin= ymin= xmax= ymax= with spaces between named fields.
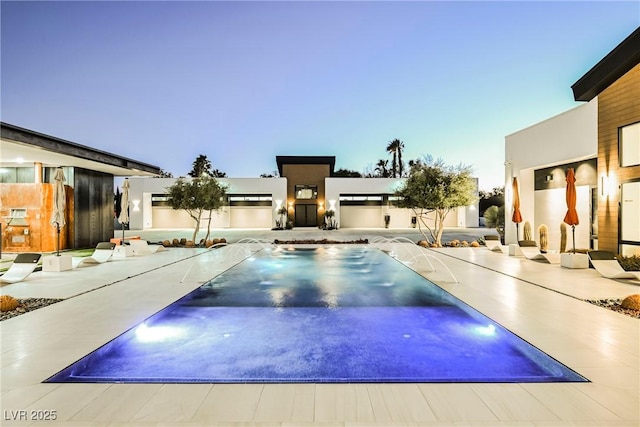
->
xmin=2 ymin=1 xmax=639 ymax=190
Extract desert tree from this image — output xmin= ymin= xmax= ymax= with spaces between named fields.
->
xmin=165 ymin=175 xmax=228 ymax=242
xmin=396 ymin=157 xmax=477 ymax=246
xmin=188 ymin=154 xmax=213 ymax=177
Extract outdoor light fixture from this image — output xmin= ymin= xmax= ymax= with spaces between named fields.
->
xmin=132 ymin=200 xmax=141 ymax=211
xmin=275 ymin=199 xmax=282 ymax=209
xmin=601 ymin=175 xmax=612 ymax=197
xmin=288 ymin=201 xmax=293 ymax=209
xmin=16 ymin=157 xmax=24 ymax=164
xmin=329 ymin=199 xmax=337 ymax=210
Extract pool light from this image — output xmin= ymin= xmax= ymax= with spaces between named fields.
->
xmin=135 ymin=323 xmax=184 ymax=343
xmin=474 ymin=324 xmax=496 ymax=336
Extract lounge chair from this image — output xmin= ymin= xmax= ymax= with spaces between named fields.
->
xmin=0 ymin=253 xmax=42 ymax=284
xmin=588 ymin=251 xmax=640 ymax=280
xmin=73 ymin=242 xmax=116 ymax=268
xmin=518 ymin=240 xmax=561 ymax=263
xmin=484 ymin=235 xmax=506 ymax=252
xmin=129 ymin=239 xmax=165 ymax=255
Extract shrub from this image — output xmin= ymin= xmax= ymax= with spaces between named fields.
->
xmin=0 ymin=295 xmax=19 ymax=312
xmin=621 ymin=294 xmax=640 ymax=311
xmin=483 ymin=205 xmax=499 ymax=228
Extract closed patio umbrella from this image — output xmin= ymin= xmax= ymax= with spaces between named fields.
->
xmin=563 ymin=168 xmax=579 ymax=253
xmin=118 ymin=179 xmax=130 ymax=242
xmin=50 ymin=167 xmax=66 ymax=256
xmin=511 ymin=177 xmax=523 ymax=240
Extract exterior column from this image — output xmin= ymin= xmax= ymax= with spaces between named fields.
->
xmin=34 ymin=162 xmax=43 ymax=183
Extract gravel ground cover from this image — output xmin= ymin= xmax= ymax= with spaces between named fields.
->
xmin=0 ymin=298 xmax=64 ymax=321
xmin=585 ymin=298 xmax=640 ymax=319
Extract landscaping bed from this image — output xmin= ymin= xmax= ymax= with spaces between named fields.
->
xmin=0 ymin=298 xmax=64 ymax=321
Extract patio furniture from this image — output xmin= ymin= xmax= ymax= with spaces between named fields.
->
xmin=587 ymin=251 xmax=640 ymax=280
xmin=0 ymin=253 xmax=42 ymax=284
xmin=129 ymin=239 xmax=165 ymax=255
xmin=73 ymin=242 xmax=116 ymax=268
xmin=484 ymin=235 xmax=506 ymax=253
xmin=518 ymin=240 xmax=561 ymax=264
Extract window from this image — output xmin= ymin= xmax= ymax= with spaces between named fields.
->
xmin=151 ymin=194 xmax=170 ymax=207
xmin=295 ymin=185 xmax=317 ymax=199
xmin=228 ymin=194 xmax=272 ymax=206
xmin=339 ymin=195 xmax=382 ymax=202
xmin=620 ymin=122 xmax=640 ymax=167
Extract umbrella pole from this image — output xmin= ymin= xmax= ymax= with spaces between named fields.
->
xmin=572 ymin=225 xmax=576 ymax=254
xmin=516 ymin=223 xmax=519 ymax=241
xmin=56 ymin=224 xmax=60 ymax=257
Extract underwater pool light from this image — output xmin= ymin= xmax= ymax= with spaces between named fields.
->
xmin=135 ymin=324 xmax=184 ymax=343
xmin=474 ymin=324 xmax=496 ymax=336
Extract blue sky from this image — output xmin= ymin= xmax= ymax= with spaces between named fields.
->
xmin=2 ymin=1 xmax=639 ymax=190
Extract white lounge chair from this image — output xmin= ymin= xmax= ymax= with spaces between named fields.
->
xmin=484 ymin=235 xmax=506 ymax=253
xmin=73 ymin=242 xmax=116 ymax=268
xmin=0 ymin=253 xmax=42 ymax=284
xmin=518 ymin=240 xmax=561 ymax=264
xmin=129 ymin=239 xmax=165 ymax=255
xmin=588 ymin=251 xmax=640 ymax=280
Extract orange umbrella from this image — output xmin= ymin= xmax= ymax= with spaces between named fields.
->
xmin=511 ymin=177 xmax=523 ymax=239
xmin=563 ymin=168 xmax=579 ymax=252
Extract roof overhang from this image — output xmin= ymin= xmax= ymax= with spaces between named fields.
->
xmin=571 ymin=27 xmax=640 ymax=102
xmin=276 ymin=155 xmax=336 ymax=177
xmin=1 ymin=122 xmax=161 ymax=177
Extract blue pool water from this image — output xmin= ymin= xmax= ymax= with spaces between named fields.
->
xmin=46 ymin=246 xmax=586 ymax=383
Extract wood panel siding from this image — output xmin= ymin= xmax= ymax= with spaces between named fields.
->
xmin=281 ymin=163 xmax=331 ymax=226
xmin=597 ymin=64 xmax=640 ymax=252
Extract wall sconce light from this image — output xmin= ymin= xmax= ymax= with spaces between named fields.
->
xmin=288 ymin=201 xmax=293 ymax=209
xmin=275 ymin=200 xmax=282 ymax=210
xmin=132 ymin=200 xmax=141 ymax=211
xmin=601 ymin=176 xmax=610 ymax=197
xmin=329 ymin=199 xmax=337 ymax=211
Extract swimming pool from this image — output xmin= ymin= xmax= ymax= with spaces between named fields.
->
xmin=46 ymin=246 xmax=586 ymax=383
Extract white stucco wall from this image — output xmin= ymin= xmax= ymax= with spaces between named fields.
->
xmin=325 ymin=177 xmax=479 ymax=229
xmin=504 ymin=100 xmax=598 ymax=245
xmin=125 ymin=177 xmax=287 ymax=230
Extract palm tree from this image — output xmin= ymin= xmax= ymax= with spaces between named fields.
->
xmin=386 ymin=139 xmax=399 ymax=177
xmin=375 ymin=159 xmax=390 ymax=177
xmin=397 ymin=140 xmax=405 ymax=177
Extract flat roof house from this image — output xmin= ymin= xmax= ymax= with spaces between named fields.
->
xmin=127 ymin=156 xmax=479 ymax=231
xmin=505 ymin=27 xmax=640 ymax=256
xmin=1 ymin=122 xmax=161 ymax=252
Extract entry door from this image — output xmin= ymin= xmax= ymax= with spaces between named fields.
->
xmin=295 ymin=204 xmax=317 ymax=227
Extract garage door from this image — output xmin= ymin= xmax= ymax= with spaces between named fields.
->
xmin=230 ymin=207 xmax=272 ymax=228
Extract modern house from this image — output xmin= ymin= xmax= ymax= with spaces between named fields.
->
xmin=126 ymin=156 xmax=479 ymax=231
xmin=505 ymin=27 xmax=640 ymax=256
xmin=0 ymin=122 xmax=161 ymax=252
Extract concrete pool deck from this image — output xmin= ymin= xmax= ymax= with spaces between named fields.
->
xmin=1 ymin=228 xmax=638 ymax=426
